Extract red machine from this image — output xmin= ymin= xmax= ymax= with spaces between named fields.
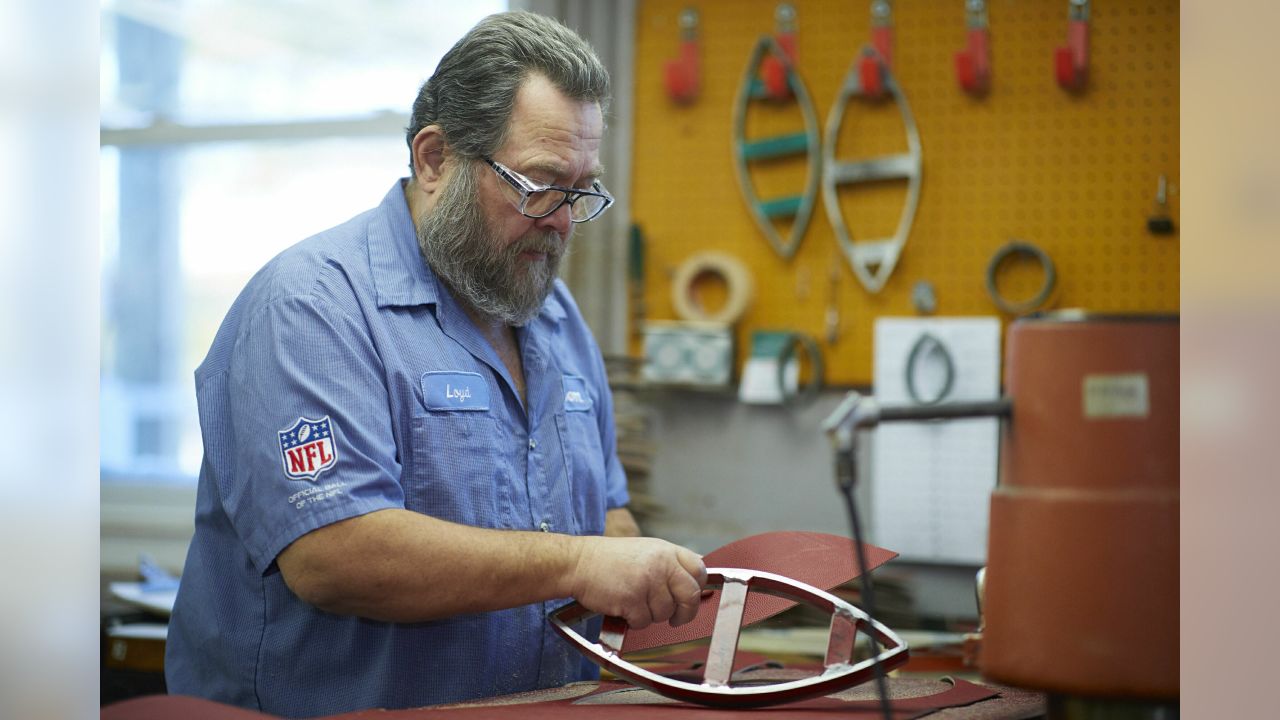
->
xmin=824 ymin=313 xmax=1178 ymax=714
xmin=984 ymin=314 xmax=1178 ymax=712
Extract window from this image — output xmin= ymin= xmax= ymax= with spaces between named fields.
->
xmin=100 ymin=0 xmax=506 ymax=483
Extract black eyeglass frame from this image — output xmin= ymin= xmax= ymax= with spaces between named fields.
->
xmin=483 ymin=156 xmax=615 ymax=224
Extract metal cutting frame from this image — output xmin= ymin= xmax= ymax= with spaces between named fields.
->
xmin=732 ymin=36 xmax=822 ymax=261
xmin=548 ymin=567 xmax=909 ymax=708
xmin=822 ymin=47 xmax=922 ymax=294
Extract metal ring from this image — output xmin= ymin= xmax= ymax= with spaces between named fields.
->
xmin=776 ymin=332 xmax=824 ymax=406
xmin=984 ymin=240 xmax=1056 ymax=315
xmin=905 ymin=332 xmax=955 ymax=406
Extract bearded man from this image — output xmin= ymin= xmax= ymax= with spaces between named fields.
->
xmin=164 ymin=12 xmax=706 ymax=718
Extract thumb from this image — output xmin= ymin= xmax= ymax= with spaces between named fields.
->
xmin=676 ymin=548 xmax=707 ymax=589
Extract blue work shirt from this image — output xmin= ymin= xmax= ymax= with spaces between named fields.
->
xmin=165 ymin=180 xmax=628 ymax=718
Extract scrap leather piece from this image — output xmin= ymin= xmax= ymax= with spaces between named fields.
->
xmin=102 ymin=678 xmax=1003 ymax=720
xmin=621 ymin=530 xmax=897 ymax=653
xmin=569 ymin=677 xmax=999 ymax=717
xmin=329 ymin=678 xmax=998 ymax=718
xmin=97 ymin=676 xmax=998 ymax=712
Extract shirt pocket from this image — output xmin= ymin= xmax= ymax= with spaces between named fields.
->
xmin=555 ymin=408 xmax=607 ymax=536
xmin=405 ymin=412 xmax=510 ymax=529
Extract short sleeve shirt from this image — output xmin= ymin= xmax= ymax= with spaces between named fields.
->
xmin=164 ymin=180 xmax=629 ymax=718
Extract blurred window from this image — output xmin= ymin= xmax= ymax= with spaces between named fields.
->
xmin=100 ymin=0 xmax=506 ymax=482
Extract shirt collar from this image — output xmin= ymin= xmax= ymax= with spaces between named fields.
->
xmin=367 ymin=178 xmax=566 ymax=324
xmin=369 ymin=179 xmax=438 ymax=309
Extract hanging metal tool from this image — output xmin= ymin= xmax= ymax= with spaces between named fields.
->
xmin=732 ymin=4 xmax=821 ymax=260
xmin=905 ymin=332 xmax=956 ymax=406
xmin=822 ymin=46 xmax=922 ymax=294
xmin=825 ymin=255 xmax=841 ymax=344
xmin=664 ymin=8 xmax=700 ymax=104
xmin=955 ymin=0 xmax=991 ymax=96
xmin=1147 ymin=175 xmax=1176 ymax=235
xmin=984 ymin=240 xmax=1057 ymax=315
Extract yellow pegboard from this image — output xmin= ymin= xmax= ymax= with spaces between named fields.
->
xmin=631 ymin=0 xmax=1179 ymax=386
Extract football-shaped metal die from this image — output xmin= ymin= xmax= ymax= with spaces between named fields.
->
xmin=548 ymin=567 xmax=909 ymax=708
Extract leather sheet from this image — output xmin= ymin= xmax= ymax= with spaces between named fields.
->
xmin=624 ymin=646 xmax=775 ymax=679
xmin=621 ymin=530 xmax=897 ymax=652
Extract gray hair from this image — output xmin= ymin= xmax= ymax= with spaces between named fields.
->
xmin=406 ymin=11 xmax=611 ymax=173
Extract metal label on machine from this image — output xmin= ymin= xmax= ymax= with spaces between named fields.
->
xmin=1082 ymin=373 xmax=1150 ymax=419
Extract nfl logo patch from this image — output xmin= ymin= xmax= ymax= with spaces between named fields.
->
xmin=279 ymin=416 xmax=338 ymax=481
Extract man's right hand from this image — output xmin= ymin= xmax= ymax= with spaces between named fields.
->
xmin=567 ymin=536 xmax=707 ymax=629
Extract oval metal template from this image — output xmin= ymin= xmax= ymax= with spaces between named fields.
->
xmin=822 ymin=49 xmax=923 ymax=293
xmin=548 ymin=567 xmax=910 ymax=708
xmin=732 ymin=36 xmax=822 ymax=261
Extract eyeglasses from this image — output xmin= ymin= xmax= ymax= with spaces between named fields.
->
xmin=483 ymin=157 xmax=614 ymax=224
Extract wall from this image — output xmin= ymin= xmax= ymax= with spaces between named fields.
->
xmin=631 ymin=0 xmax=1179 ymax=383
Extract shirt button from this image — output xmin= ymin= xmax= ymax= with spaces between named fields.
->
xmin=528 ymin=438 xmax=537 ymax=450
xmin=539 ymin=521 xmax=551 ymax=532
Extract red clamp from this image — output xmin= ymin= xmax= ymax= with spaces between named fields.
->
xmin=858 ymin=0 xmax=895 ymax=99
xmin=664 ymin=8 xmax=700 ymax=104
xmin=759 ymin=3 xmax=798 ymax=101
xmin=1055 ymin=0 xmax=1089 ymax=91
xmin=955 ymin=0 xmax=991 ymax=95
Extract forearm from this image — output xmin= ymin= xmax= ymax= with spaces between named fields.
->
xmin=278 ymin=508 xmax=581 ymax=622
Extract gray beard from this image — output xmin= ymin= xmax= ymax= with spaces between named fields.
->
xmin=416 ymin=163 xmax=566 ymax=326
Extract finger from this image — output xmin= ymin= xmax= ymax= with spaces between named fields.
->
xmin=623 ymin=605 xmax=653 ymax=630
xmin=675 ymin=548 xmax=707 ymax=588
xmin=624 ymin=575 xmax=660 ymax=630
xmin=668 ymin=565 xmax=703 ymax=605
xmin=667 ymin=566 xmax=704 ymax=627
xmin=670 ymin=593 xmax=701 ymax=627
xmin=648 ymin=583 xmax=676 ymax=625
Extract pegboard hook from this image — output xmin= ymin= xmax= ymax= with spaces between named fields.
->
xmin=955 ymin=0 xmax=991 ymax=96
xmin=759 ymin=3 xmax=799 ymax=101
xmin=664 ymin=8 xmax=700 ymax=104
xmin=858 ymin=0 xmax=895 ymax=99
xmin=1055 ymin=0 xmax=1089 ymax=91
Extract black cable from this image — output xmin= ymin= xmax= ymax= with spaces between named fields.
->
xmin=835 ymin=445 xmax=893 ymax=720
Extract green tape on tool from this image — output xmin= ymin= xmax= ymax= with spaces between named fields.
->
xmin=757 ymin=195 xmax=803 ymax=219
xmin=741 ymin=132 xmax=810 ymax=161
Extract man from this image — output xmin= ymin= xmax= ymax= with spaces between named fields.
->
xmin=165 ymin=12 xmax=706 ymax=718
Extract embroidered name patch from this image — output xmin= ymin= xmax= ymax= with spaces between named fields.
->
xmin=423 ymin=371 xmax=491 ymax=411
xmin=279 ymin=416 xmax=338 ymax=481
xmin=562 ymin=375 xmax=593 ymax=412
